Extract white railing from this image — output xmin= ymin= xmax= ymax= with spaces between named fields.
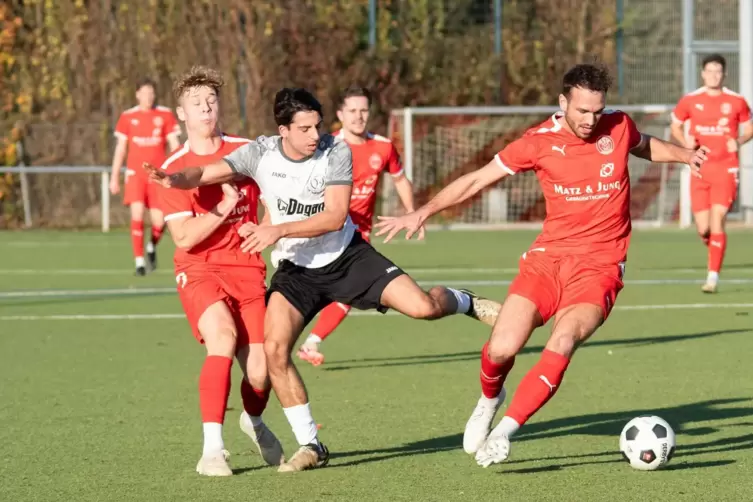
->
xmin=0 ymin=161 xmax=114 ymax=232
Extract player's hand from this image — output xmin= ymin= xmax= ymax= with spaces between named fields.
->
xmin=374 ymin=210 xmax=428 ymax=244
xmin=727 ymin=137 xmax=739 ymax=153
xmin=237 ymin=222 xmax=257 ymax=239
xmin=143 ymin=162 xmax=171 ymax=187
xmin=109 ymin=177 xmax=120 ymax=195
xmin=221 ymin=183 xmax=241 ymax=202
xmin=686 ymin=145 xmax=709 ymax=178
xmin=240 ymin=223 xmax=283 ymax=254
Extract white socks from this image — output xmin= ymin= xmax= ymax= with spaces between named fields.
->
xmin=447 ymin=288 xmax=471 ymax=314
xmin=146 ymin=241 xmax=155 ymax=254
xmin=283 ymin=403 xmax=319 ymax=446
xmin=202 ymin=422 xmax=224 ymax=455
xmin=494 ymin=416 xmax=521 ymax=438
xmin=134 ymin=256 xmax=146 ymax=268
xmin=241 ymin=412 xmax=264 ymax=429
xmin=305 ymin=334 xmax=322 ymax=345
xmin=706 ymin=271 xmax=719 ymax=285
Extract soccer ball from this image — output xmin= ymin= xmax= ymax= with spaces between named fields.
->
xmin=619 ymin=415 xmax=676 ymax=471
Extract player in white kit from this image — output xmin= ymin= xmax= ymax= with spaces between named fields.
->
xmin=147 ymin=88 xmax=500 ymax=472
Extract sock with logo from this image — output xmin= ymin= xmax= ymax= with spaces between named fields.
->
xmin=309 ymin=303 xmax=351 ymax=342
xmin=504 ymin=350 xmax=570 ymax=426
xmin=131 ymin=220 xmax=144 ymax=265
xmin=480 ymin=341 xmax=515 ymax=399
xmin=708 ymin=232 xmax=727 ymax=276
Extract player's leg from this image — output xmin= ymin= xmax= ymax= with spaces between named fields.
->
xmin=298 ymin=228 xmax=372 ymax=366
xmin=233 ymin=296 xmax=284 ymax=466
xmin=475 ymin=261 xmax=621 ymax=467
xmin=378 ymin=273 xmax=501 ymax=326
xmin=691 ymin=177 xmax=714 ymax=290
xmin=194 ymin=300 xmax=241 ymax=476
xmin=463 ymin=293 xmax=544 ymax=454
xmin=704 ymin=174 xmax=736 ymax=293
xmin=298 ymin=302 xmax=351 ymax=366
xmin=264 ymin=288 xmax=329 ymax=472
xmin=146 ymin=201 xmax=165 ymax=271
xmin=124 ymin=175 xmax=148 ymax=275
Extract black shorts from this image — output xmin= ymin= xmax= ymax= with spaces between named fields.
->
xmin=265 ymin=232 xmax=406 ymax=326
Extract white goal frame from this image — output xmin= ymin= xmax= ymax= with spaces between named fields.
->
xmin=388 ymin=104 xmax=703 ymax=229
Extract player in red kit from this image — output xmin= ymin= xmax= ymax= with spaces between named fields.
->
xmin=150 ymin=66 xmax=283 ymax=476
xmin=110 ymin=78 xmax=182 ymax=276
xmin=670 ymin=54 xmax=753 ymax=293
xmin=375 ymin=64 xmax=707 ymax=467
xmin=297 ymin=86 xmax=421 ymax=366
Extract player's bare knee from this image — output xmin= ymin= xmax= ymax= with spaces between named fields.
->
xmin=263 ymin=338 xmax=290 ymax=369
xmin=407 ymin=288 xmax=443 ymax=319
xmin=487 ymin=329 xmax=523 ymax=363
xmin=548 ymin=321 xmax=594 ymax=357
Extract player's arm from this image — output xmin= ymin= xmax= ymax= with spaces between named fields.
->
xmin=630 ymin=133 xmax=708 ymax=168
xmin=276 ymin=142 xmax=353 ymax=238
xmin=163 ymin=184 xmax=241 ymax=250
xmin=110 ymin=136 xmax=128 ymax=183
xmin=735 ymin=102 xmax=753 ymax=148
xmin=416 ymin=160 xmax=508 ymax=220
xmin=669 ymin=98 xmax=693 ymax=147
xmin=147 ymin=142 xmax=261 ymax=189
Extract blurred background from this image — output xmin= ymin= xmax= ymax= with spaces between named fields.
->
xmin=0 ymin=0 xmax=748 ymax=229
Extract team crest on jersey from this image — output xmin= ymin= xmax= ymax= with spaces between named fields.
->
xmin=721 ymin=102 xmax=732 ymax=115
xmin=364 ymin=174 xmax=378 ymax=185
xmin=719 ymin=117 xmax=729 ymax=126
xmin=596 ymin=135 xmax=614 ymax=155
xmin=153 ymin=116 xmax=164 ymax=126
xmin=131 ymin=118 xmax=139 ymax=126
xmin=369 ymin=153 xmax=382 ymax=170
xmin=152 ymin=127 xmax=162 ymax=137
xmin=307 ymin=175 xmax=325 ymax=195
xmin=600 ymin=163 xmax=615 ymax=178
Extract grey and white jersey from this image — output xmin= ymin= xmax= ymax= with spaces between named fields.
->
xmin=224 ymin=134 xmax=356 ymax=268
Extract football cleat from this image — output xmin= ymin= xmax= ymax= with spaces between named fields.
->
xmin=277 ymin=442 xmax=329 ymax=473
xmin=459 ymin=289 xmax=501 ymax=327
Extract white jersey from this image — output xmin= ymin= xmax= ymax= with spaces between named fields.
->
xmin=224 ymin=134 xmax=356 ymax=269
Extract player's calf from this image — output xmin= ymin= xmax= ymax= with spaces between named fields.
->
xmin=379 ymin=276 xmax=476 ymax=320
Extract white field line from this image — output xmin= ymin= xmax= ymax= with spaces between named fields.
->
xmin=0 ymin=266 xmax=751 ymax=276
xmin=0 ymin=302 xmax=751 ymax=322
xmin=2 ymin=278 xmax=753 ymax=299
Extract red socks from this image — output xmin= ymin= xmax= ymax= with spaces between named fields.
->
xmin=199 ymin=355 xmax=232 ymax=424
xmin=310 ymin=302 xmax=351 ymax=341
xmin=480 ymin=342 xmax=515 ymax=399
xmin=240 ymin=378 xmax=270 ymax=417
xmin=150 ymin=225 xmax=164 ymax=247
xmin=130 ymin=220 xmax=144 ymax=260
xmin=505 ymin=350 xmax=570 ymax=426
xmin=708 ymin=232 xmax=727 ymax=273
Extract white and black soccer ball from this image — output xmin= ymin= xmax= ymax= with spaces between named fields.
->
xmin=619 ymin=415 xmax=676 ymax=471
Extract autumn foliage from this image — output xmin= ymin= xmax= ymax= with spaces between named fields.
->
xmin=0 ymin=0 xmax=623 ymax=227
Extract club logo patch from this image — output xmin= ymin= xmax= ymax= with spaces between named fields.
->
xmin=596 ymin=135 xmax=614 ymax=155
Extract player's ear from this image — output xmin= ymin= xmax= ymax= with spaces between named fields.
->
xmin=278 ymin=124 xmax=288 ymax=138
xmin=336 ymin=108 xmax=344 ymax=124
xmin=558 ymin=93 xmax=568 ymax=112
xmin=176 ymin=105 xmax=186 ymax=122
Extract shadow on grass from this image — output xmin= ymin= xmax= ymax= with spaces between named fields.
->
xmin=328 ymin=398 xmax=753 ymax=469
xmin=324 ymin=329 xmax=751 ymax=372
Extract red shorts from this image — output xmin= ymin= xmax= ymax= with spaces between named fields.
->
xmin=691 ymin=169 xmax=739 ymax=212
xmin=175 ymin=265 xmax=267 ymax=346
xmin=508 ymin=249 xmax=625 ymax=324
xmin=123 ymin=170 xmax=159 ymax=207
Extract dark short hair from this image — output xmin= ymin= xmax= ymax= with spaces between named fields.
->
xmin=274 ymin=88 xmax=323 ymax=127
xmin=702 ymin=53 xmax=726 ymax=72
xmin=562 ymin=64 xmax=612 ymax=97
xmin=340 ymin=85 xmax=372 ymax=108
xmin=136 ymin=77 xmax=157 ymax=92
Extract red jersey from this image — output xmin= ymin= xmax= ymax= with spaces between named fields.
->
xmin=672 ymin=87 xmax=752 ymax=178
xmin=157 ymin=135 xmax=265 ymax=271
xmin=333 ymin=130 xmax=404 ymax=231
xmin=114 ymin=105 xmax=181 ymax=174
xmin=496 ymin=111 xmax=642 ymax=264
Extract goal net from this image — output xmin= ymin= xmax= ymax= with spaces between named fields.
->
xmin=384 ymin=105 xmax=682 ymax=229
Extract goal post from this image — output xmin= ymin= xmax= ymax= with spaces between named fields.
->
xmin=385 ymin=104 xmax=700 ymax=229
